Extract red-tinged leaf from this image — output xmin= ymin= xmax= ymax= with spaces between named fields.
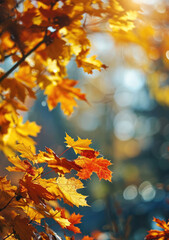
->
xmin=145 ymin=218 xmax=169 ymax=240
xmin=37 ymin=147 xmax=81 ymax=174
xmin=19 ymin=175 xmax=56 ymax=204
xmin=154 ymin=217 xmax=169 ymax=230
xmin=75 ymin=157 xmax=112 ymax=181
xmin=56 ymin=208 xmax=82 ymax=234
xmin=145 ymin=230 xmax=168 ymax=240
xmin=80 ymin=150 xmax=99 ymax=159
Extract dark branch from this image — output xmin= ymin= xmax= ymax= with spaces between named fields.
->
xmin=3 ymin=232 xmax=14 ymax=240
xmin=0 ymin=38 xmax=45 ymax=83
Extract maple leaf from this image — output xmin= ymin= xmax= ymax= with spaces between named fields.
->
xmin=145 ymin=217 xmax=169 ymax=240
xmin=37 ymin=147 xmax=81 ymax=174
xmin=0 ymin=116 xmax=41 ymax=156
xmin=12 ymin=215 xmax=36 ymax=240
xmin=67 ymin=212 xmax=82 ymax=234
xmin=45 ymin=78 xmax=87 ymax=116
xmin=56 ymin=207 xmax=82 ymax=233
xmin=18 ymin=175 xmax=56 ymax=204
xmin=48 ymin=208 xmax=70 ymax=228
xmin=15 ymin=143 xmax=35 ymax=162
xmin=20 ymin=202 xmax=45 ymax=224
xmin=7 ymin=155 xmax=36 ymax=175
xmin=1 ymin=77 xmax=35 ymax=103
xmin=20 ymin=201 xmax=70 ymax=227
xmin=65 ymin=133 xmax=94 ymax=154
xmin=47 ymin=176 xmax=88 ymax=207
xmin=75 ymin=156 xmax=112 ymax=181
xmin=45 ymin=37 xmax=70 ymax=60
xmin=76 ymin=49 xmax=107 ymax=74
xmin=0 ymin=176 xmax=17 ymax=196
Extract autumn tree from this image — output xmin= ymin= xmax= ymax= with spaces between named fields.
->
xmin=0 ymin=0 xmax=140 ymax=239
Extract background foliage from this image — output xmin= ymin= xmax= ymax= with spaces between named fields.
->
xmin=1 ymin=0 xmax=169 ymax=240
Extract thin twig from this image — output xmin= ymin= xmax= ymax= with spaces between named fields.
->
xmin=0 ymin=38 xmax=45 ymax=83
xmin=59 ymin=147 xmax=72 ymax=157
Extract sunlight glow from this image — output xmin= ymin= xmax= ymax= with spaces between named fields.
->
xmin=123 ymin=69 xmax=145 ymax=92
xmin=133 ymin=0 xmax=159 ymax=5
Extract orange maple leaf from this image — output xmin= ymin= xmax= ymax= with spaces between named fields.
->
xmin=59 ymin=208 xmax=82 ymax=234
xmin=67 ymin=212 xmax=82 ymax=234
xmin=75 ymin=156 xmax=112 ymax=182
xmin=145 ymin=217 xmax=169 ymax=240
xmin=45 ymin=78 xmax=87 ymax=116
xmin=18 ymin=175 xmax=56 ymax=204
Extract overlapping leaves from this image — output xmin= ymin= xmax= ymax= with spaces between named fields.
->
xmin=0 ymin=0 xmax=137 ymax=155
xmin=0 ymin=134 xmax=112 ymax=239
xmin=145 ymin=217 xmax=169 ymax=240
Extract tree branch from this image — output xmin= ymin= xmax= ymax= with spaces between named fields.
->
xmin=0 ymin=38 xmax=45 ymax=84
xmin=3 ymin=232 xmax=14 ymax=240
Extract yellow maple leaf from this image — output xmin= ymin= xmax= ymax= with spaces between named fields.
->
xmin=20 ymin=202 xmax=45 ymax=224
xmin=0 ymin=116 xmax=41 ymax=156
xmin=76 ymin=49 xmax=107 ymax=74
xmin=15 ymin=143 xmax=35 ymax=161
xmin=0 ymin=176 xmax=17 ymax=196
xmin=49 ymin=208 xmax=70 ymax=228
xmin=6 ymin=155 xmax=42 ymax=176
xmin=46 ymin=176 xmax=88 ymax=207
xmin=65 ymin=133 xmax=93 ymax=154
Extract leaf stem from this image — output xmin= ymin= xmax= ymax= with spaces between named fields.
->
xmin=0 ymin=38 xmax=45 ymax=83
xmin=59 ymin=147 xmax=72 ymax=157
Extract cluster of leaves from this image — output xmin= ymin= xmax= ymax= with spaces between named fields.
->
xmin=0 ymin=0 xmax=137 ymax=155
xmin=110 ymin=2 xmax=169 ymax=107
xmin=145 ymin=217 xmax=169 ymax=240
xmin=0 ymin=0 xmax=138 ymax=239
xmin=2 ymin=0 xmax=167 ymax=239
xmin=0 ymin=133 xmax=112 ymax=240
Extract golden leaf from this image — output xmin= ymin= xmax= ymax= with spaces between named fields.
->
xmin=65 ymin=133 xmax=93 ymax=154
